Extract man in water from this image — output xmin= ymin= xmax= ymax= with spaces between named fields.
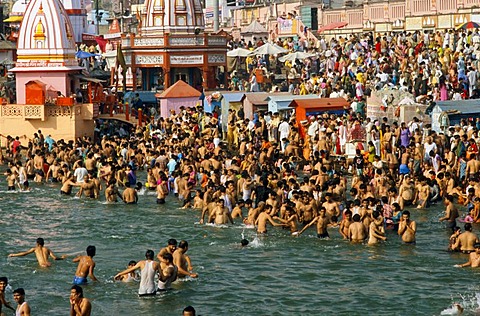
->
xmin=183 ymin=306 xmax=196 ymax=316
xmin=173 ymin=241 xmax=198 ymax=279
xmin=0 ymin=277 xmax=15 ymax=315
xmin=70 ymin=285 xmax=91 ymax=316
xmin=398 ymin=210 xmax=416 ymax=244
xmin=72 ymin=245 xmax=98 ymax=285
xmin=114 ymin=249 xmax=159 ymax=296
xmin=8 ymin=238 xmax=66 ymax=267
xmin=439 ymin=195 xmax=459 ymax=230
xmin=455 ymin=243 xmax=480 ymax=268
xmin=453 ymin=223 xmax=480 ymax=254
xmin=122 ymin=182 xmax=138 ymax=204
xmin=349 ymin=214 xmax=367 ymax=242
xmin=157 ymin=239 xmax=177 ymax=269
xmin=12 ymin=288 xmax=30 ymax=316
xmin=157 ymin=253 xmax=178 ymax=292
xmin=297 ymin=207 xmax=330 ymax=238
xmin=114 ymin=261 xmax=137 ymax=282
xmin=255 ymin=205 xmax=283 ymax=234
xmin=368 ymin=210 xmax=387 ymax=245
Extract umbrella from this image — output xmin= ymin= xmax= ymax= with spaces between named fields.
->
xmin=278 ymin=51 xmax=315 ymax=62
xmin=318 ymin=21 xmax=348 ymax=33
xmin=251 ymin=42 xmax=288 ymax=55
xmin=456 ymin=21 xmax=480 ymax=30
xmin=227 ymin=48 xmax=253 ymax=57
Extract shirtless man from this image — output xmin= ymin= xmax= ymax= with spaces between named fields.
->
xmin=0 ymin=277 xmax=15 ymax=315
xmin=322 ymin=193 xmax=340 ymax=219
xmin=105 ymin=181 xmax=122 ymax=202
xmin=349 ymin=214 xmax=367 ymax=242
xmin=8 ymin=238 xmax=65 ymax=267
xmin=453 ymin=223 xmax=480 ymax=254
xmin=413 ymin=177 xmax=430 ymax=209
xmin=231 ymin=200 xmax=245 ymax=220
xmin=122 ymin=182 xmax=138 ymax=204
xmin=157 ymin=239 xmax=177 ymax=269
xmin=13 ymin=288 xmax=30 ymax=316
xmin=297 ymin=207 xmax=330 ymax=238
xmin=465 ymin=155 xmax=479 ymax=178
xmin=60 ymin=174 xmax=77 ymax=196
xmin=275 ymin=206 xmax=299 ymax=234
xmin=398 ymin=176 xmax=415 ymax=206
xmin=439 ymin=195 xmax=459 ymax=230
xmin=455 ymin=243 xmax=480 ymax=268
xmin=255 ymin=205 xmax=283 ymax=234
xmin=209 ymin=199 xmax=234 ymax=225
xmin=173 ymin=241 xmax=198 ymax=279
xmin=397 ymin=210 xmax=416 ymax=244
xmin=33 ymin=150 xmax=44 ymax=183
xmin=339 ymin=210 xmax=353 ymax=239
xmin=72 ymin=245 xmax=98 ymax=285
xmin=157 ymin=253 xmax=178 ymax=292
xmin=242 ymin=200 xmax=260 ymax=226
xmin=70 ymin=285 xmax=91 ymax=316
xmin=368 ymin=210 xmax=387 ymax=245
xmin=155 ymin=176 xmax=168 ymax=204
xmin=76 ymin=175 xmax=95 ymax=199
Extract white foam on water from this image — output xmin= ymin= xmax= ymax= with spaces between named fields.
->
xmin=204 ymin=223 xmax=229 ymax=229
xmin=440 ymin=293 xmax=480 ymax=315
xmin=175 ymin=276 xmax=197 ymax=283
xmin=248 ymin=237 xmax=264 ymax=248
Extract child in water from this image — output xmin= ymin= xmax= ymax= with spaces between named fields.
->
xmin=115 ymin=261 xmax=138 ymax=282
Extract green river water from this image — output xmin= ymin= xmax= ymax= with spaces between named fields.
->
xmin=1 ymin=179 xmax=480 ymax=315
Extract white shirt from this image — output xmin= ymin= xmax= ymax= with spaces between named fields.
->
xmin=74 ymin=167 xmax=88 ymax=183
xmin=278 ymin=121 xmax=290 ymax=140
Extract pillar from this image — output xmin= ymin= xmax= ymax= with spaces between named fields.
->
xmin=164 ymin=67 xmax=170 ymax=89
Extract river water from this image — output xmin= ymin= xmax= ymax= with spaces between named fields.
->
xmin=1 ymin=179 xmax=480 ymax=315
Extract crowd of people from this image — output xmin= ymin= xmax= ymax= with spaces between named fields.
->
xmin=2 ymin=27 xmax=480 ymax=314
xmin=228 ymin=28 xmax=480 ymax=104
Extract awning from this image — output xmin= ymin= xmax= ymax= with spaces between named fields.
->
xmin=73 ymin=74 xmax=105 ymax=83
xmin=3 ymin=16 xmax=23 ymax=23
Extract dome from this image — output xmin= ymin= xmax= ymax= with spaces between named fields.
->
xmin=11 ymin=0 xmax=29 ymax=15
xmin=16 ymin=0 xmax=77 ymax=64
xmin=140 ymin=0 xmax=205 ymax=35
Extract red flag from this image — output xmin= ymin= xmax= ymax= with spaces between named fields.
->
xmin=95 ymin=35 xmax=107 ymax=53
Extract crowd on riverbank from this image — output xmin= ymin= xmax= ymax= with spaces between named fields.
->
xmin=228 ymin=28 xmax=480 ymax=103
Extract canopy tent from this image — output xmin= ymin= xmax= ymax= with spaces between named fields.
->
xmin=242 ymin=20 xmax=268 ymax=43
xmin=278 ymin=51 xmax=315 ymax=62
xmin=227 ymin=48 xmax=253 ymax=57
xmin=251 ymin=43 xmax=288 ymax=55
xmin=318 ymin=21 xmax=348 ymax=33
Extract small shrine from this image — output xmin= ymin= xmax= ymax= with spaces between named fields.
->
xmin=0 ymin=0 xmax=96 ymax=141
xmin=121 ymin=0 xmax=228 ymax=91
xmin=156 ymin=80 xmax=201 ymax=117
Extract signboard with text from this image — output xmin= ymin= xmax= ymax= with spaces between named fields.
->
xmin=170 ymin=55 xmax=204 ymax=65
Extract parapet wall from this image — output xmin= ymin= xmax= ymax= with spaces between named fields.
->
xmin=0 ymin=104 xmax=96 ymax=141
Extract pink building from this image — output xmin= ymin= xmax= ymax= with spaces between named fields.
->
xmin=156 ymin=80 xmax=202 ymax=118
xmin=229 ymin=0 xmax=479 ymax=40
xmin=0 ymin=0 xmax=96 ymax=141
